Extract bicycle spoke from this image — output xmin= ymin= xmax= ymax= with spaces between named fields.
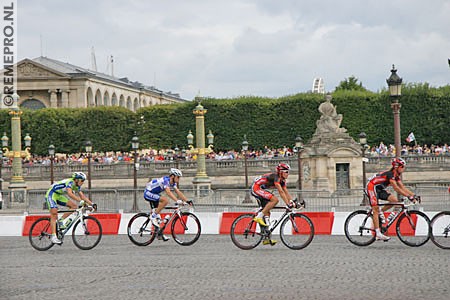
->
xmin=431 ymin=211 xmax=450 ymax=249
xmin=230 ymin=214 xmax=263 ymax=250
xmin=171 ymin=212 xmax=201 ymax=246
xmin=72 ymin=216 xmax=102 ymax=250
xmin=280 ymin=214 xmax=314 ymax=250
xmin=29 ymin=217 xmax=55 ymax=251
xmin=344 ymin=210 xmax=376 ymax=246
xmin=127 ymin=213 xmax=156 ymax=246
xmin=396 ymin=211 xmax=430 ymax=247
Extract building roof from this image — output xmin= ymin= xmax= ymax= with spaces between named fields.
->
xmin=32 ymin=56 xmax=186 ymax=101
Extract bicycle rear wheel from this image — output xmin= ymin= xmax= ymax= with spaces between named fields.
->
xmin=29 ymin=217 xmax=55 ymax=251
xmin=430 ymin=211 xmax=450 ymax=249
xmin=230 ymin=214 xmax=263 ymax=250
xmin=72 ymin=216 xmax=103 ymax=250
xmin=171 ymin=212 xmax=201 ymax=246
xmin=396 ymin=210 xmax=430 ymax=247
xmin=127 ymin=213 xmax=157 ymax=246
xmin=280 ymin=213 xmax=314 ymax=250
xmin=344 ymin=210 xmax=376 ymax=246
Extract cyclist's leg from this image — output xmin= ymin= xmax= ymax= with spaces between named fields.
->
xmin=378 ymin=190 xmax=396 ymax=212
xmin=154 ymin=195 xmax=169 ymax=215
xmin=367 ymin=187 xmax=380 ymax=229
xmin=45 ymin=190 xmax=61 ymax=244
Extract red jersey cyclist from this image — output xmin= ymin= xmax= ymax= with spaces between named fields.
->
xmin=366 ymin=157 xmax=417 ymax=241
xmin=251 ymin=163 xmax=301 ymax=245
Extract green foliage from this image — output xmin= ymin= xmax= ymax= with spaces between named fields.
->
xmin=334 ymin=76 xmax=370 ymax=92
xmin=1 ymin=84 xmax=449 ymax=155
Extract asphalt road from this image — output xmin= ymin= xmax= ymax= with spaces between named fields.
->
xmin=0 ymin=235 xmax=448 ymax=300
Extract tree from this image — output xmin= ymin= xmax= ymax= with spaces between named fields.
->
xmin=334 ymin=76 xmax=368 ymax=92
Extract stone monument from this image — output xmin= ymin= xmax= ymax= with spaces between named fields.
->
xmin=302 ymin=94 xmax=362 ymax=192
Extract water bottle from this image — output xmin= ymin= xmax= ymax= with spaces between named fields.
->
xmin=163 ymin=215 xmax=170 ymax=224
xmin=63 ymin=212 xmax=77 ymax=227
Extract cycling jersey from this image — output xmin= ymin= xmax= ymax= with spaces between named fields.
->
xmin=45 ymin=178 xmax=81 ymax=209
xmin=366 ymin=170 xmax=400 ymax=206
xmin=251 ymin=172 xmax=286 ymax=201
xmin=144 ymin=176 xmax=177 ymax=202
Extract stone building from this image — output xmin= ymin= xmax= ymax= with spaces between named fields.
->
xmin=15 ymin=56 xmax=187 ymax=111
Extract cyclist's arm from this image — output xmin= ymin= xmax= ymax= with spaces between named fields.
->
xmin=78 ymin=191 xmax=93 ymax=206
xmin=390 ymin=179 xmax=414 ymax=198
xmin=174 ymin=187 xmax=188 ymax=202
xmin=164 ymin=186 xmax=179 ymax=202
xmin=275 ymin=183 xmax=291 ymax=205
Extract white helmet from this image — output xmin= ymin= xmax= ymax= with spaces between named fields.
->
xmin=72 ymin=172 xmax=87 ymax=181
xmin=170 ymin=168 xmax=183 ymax=177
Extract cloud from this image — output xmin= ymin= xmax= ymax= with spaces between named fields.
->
xmin=17 ymin=0 xmax=450 ymax=99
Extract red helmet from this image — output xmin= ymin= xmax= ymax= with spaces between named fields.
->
xmin=391 ymin=157 xmax=406 ymax=168
xmin=276 ymin=163 xmax=291 ymax=173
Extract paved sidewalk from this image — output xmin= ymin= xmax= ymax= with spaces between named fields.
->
xmin=0 ymin=235 xmax=448 ymax=299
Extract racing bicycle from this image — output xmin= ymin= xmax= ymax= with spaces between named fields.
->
xmin=230 ymin=199 xmax=314 ymax=250
xmin=127 ymin=201 xmax=201 ymax=246
xmin=29 ymin=201 xmax=102 ymax=251
xmin=430 ymin=211 xmax=450 ymax=249
xmin=344 ymin=196 xmax=430 ymax=247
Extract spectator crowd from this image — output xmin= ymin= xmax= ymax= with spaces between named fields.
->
xmin=2 ymin=142 xmax=448 ymax=167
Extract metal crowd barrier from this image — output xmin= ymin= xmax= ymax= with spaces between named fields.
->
xmin=2 ymin=186 xmax=449 ymax=214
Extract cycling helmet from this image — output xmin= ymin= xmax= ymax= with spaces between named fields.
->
xmin=391 ymin=157 xmax=406 ymax=168
xmin=276 ymin=163 xmax=291 ymax=173
xmin=72 ymin=172 xmax=87 ymax=181
xmin=170 ymin=168 xmax=183 ymax=177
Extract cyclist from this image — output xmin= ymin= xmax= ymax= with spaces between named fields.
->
xmin=45 ymin=172 xmax=95 ymax=245
xmin=144 ymin=168 xmax=191 ymax=241
xmin=366 ymin=157 xmax=417 ymax=241
xmin=251 ymin=163 xmax=301 ymax=245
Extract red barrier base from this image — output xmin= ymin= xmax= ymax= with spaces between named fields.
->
xmin=23 ymin=213 xmax=121 ymax=236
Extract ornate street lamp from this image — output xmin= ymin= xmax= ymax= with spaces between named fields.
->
xmin=0 ymin=149 xmax=3 ymax=194
xmin=186 ymin=100 xmax=215 ymax=191
xmin=387 ymin=65 xmax=403 ymax=158
xmin=294 ymin=136 xmax=304 ymax=190
xmin=48 ymin=144 xmax=55 ymax=184
xmin=85 ymin=140 xmax=93 ymax=199
xmin=131 ymin=134 xmax=140 ymax=212
xmin=359 ymin=132 xmax=368 ymax=188
xmin=242 ymin=137 xmax=249 ymax=188
xmin=174 ymin=146 xmax=180 ymax=168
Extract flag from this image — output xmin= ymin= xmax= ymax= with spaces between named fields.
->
xmin=406 ymin=132 xmax=415 ymax=143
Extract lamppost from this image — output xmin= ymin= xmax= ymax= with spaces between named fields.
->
xmin=1 ymin=94 xmax=32 ymax=191
xmin=187 ymin=100 xmax=215 ymax=192
xmin=131 ymin=134 xmax=140 ymax=212
xmin=387 ymin=65 xmax=403 ymax=159
xmin=48 ymin=144 xmax=55 ymax=184
xmin=85 ymin=140 xmax=93 ymax=199
xmin=242 ymin=136 xmax=249 ymax=188
xmin=174 ymin=146 xmax=180 ymax=168
xmin=294 ymin=136 xmax=304 ymax=190
xmin=0 ymin=149 xmax=3 ymax=194
xmin=359 ymin=132 xmax=368 ymax=188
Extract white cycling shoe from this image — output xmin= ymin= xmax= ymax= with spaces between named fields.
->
xmin=51 ymin=235 xmax=62 ymax=244
xmin=376 ymin=233 xmax=390 ymax=241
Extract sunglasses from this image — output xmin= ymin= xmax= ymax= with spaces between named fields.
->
xmin=281 ymin=170 xmax=289 ymax=174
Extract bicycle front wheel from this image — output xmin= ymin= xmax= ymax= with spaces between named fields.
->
xmin=396 ymin=210 xmax=430 ymax=247
xmin=430 ymin=211 xmax=450 ymax=249
xmin=280 ymin=213 xmax=314 ymax=250
xmin=344 ymin=210 xmax=376 ymax=246
xmin=29 ymin=217 xmax=54 ymax=251
xmin=127 ymin=213 xmax=157 ymax=246
xmin=171 ymin=212 xmax=201 ymax=246
xmin=230 ymin=214 xmax=263 ymax=250
xmin=72 ymin=216 xmax=103 ymax=250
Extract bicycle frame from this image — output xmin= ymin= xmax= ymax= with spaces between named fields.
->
xmin=255 ymin=206 xmax=300 ymax=237
xmin=57 ymin=206 xmax=93 ymax=237
xmin=367 ymin=202 xmax=416 ymax=233
xmin=158 ymin=205 xmax=190 ymax=232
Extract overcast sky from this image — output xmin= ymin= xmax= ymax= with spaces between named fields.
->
xmin=17 ymin=0 xmax=450 ymax=100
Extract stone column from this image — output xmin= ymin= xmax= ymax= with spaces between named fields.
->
xmin=61 ymin=90 xmax=70 ymax=108
xmin=48 ymin=89 xmax=58 ymax=108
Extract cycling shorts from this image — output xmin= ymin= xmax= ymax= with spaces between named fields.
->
xmin=367 ymin=182 xmax=391 ymax=207
xmin=251 ymin=184 xmax=275 ymax=208
xmin=45 ymin=190 xmax=70 ymax=210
